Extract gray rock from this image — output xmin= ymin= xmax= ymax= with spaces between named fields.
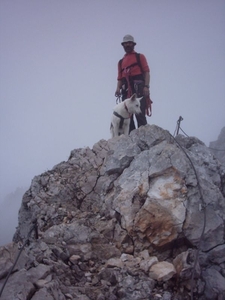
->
xmin=207 ymin=244 xmax=225 ymax=264
xmin=32 ymin=288 xmax=54 ymax=300
xmin=0 ymin=269 xmax=35 ymax=300
xmin=0 ymin=124 xmax=223 ymax=300
xmin=202 ymin=267 xmax=225 ymax=300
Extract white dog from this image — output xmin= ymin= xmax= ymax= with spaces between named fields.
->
xmin=110 ymin=93 xmax=142 ymax=137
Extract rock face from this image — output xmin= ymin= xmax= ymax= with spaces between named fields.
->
xmin=0 ymin=125 xmax=225 ymax=300
xmin=209 ymin=126 xmax=225 ymax=164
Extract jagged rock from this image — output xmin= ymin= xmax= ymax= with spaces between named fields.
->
xmin=0 ymin=242 xmax=32 ymax=279
xmin=0 ymin=264 xmax=52 ymax=300
xmin=0 ymin=125 xmax=224 ymax=300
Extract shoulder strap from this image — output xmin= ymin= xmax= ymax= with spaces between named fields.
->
xmin=135 ymin=53 xmax=144 ymax=74
xmin=119 ymin=53 xmax=144 ymax=74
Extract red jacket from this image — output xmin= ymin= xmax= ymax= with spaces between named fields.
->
xmin=117 ymin=51 xmax=150 ymax=81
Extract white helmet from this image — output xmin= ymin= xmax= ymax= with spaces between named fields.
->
xmin=121 ymin=34 xmax=136 ymax=45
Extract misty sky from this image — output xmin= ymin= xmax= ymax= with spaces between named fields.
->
xmin=0 ymin=0 xmax=225 ymax=203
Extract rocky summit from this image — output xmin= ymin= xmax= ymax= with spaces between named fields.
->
xmin=0 ymin=124 xmax=225 ymax=300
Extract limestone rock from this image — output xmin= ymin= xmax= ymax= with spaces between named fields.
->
xmin=149 ymin=261 xmax=176 ymax=281
xmin=0 ymin=125 xmax=224 ymax=300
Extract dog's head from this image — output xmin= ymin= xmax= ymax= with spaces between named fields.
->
xmin=126 ymin=93 xmax=142 ymax=115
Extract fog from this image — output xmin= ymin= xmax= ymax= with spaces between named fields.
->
xmin=0 ymin=0 xmax=225 ymax=245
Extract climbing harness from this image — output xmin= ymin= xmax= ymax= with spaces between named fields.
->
xmin=118 ymin=53 xmax=153 ymax=117
xmin=119 ymin=53 xmax=145 ymax=99
xmin=124 ymin=68 xmax=133 ymax=98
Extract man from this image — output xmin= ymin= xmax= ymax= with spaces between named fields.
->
xmin=115 ymin=34 xmax=150 ymax=132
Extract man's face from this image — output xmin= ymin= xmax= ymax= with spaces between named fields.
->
xmin=122 ymin=42 xmax=135 ymax=53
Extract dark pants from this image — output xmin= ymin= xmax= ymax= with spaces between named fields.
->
xmin=129 ymin=97 xmax=147 ymax=132
xmin=121 ymin=77 xmax=147 ymax=133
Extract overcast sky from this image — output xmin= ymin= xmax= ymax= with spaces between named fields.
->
xmin=0 ymin=0 xmax=225 ymax=203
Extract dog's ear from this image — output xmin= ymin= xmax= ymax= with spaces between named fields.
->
xmin=130 ymin=93 xmax=137 ymax=101
xmin=137 ymin=96 xmax=143 ymax=101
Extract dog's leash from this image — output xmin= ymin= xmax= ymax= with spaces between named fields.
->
xmin=116 ymin=95 xmax=122 ymax=104
xmin=146 ymin=96 xmax=153 ymax=117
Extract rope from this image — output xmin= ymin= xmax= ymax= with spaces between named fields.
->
xmin=172 ymin=116 xmax=209 ymax=297
xmin=173 ymin=118 xmax=225 ymax=153
xmin=178 ymin=127 xmax=189 ymax=137
xmin=146 ymin=97 xmax=153 ymax=117
xmin=0 ymin=220 xmax=38 ymax=298
xmin=171 ymin=134 xmax=207 ymax=300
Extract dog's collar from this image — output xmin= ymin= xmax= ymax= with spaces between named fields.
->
xmin=124 ymin=103 xmax=132 ymax=118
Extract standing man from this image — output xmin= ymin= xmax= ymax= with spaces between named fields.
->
xmin=115 ymin=34 xmax=151 ymax=132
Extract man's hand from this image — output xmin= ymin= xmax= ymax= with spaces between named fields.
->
xmin=143 ymin=86 xmax=150 ymax=97
xmin=115 ymin=88 xmax=121 ymax=97
xmin=115 ymin=80 xmax=122 ymax=97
